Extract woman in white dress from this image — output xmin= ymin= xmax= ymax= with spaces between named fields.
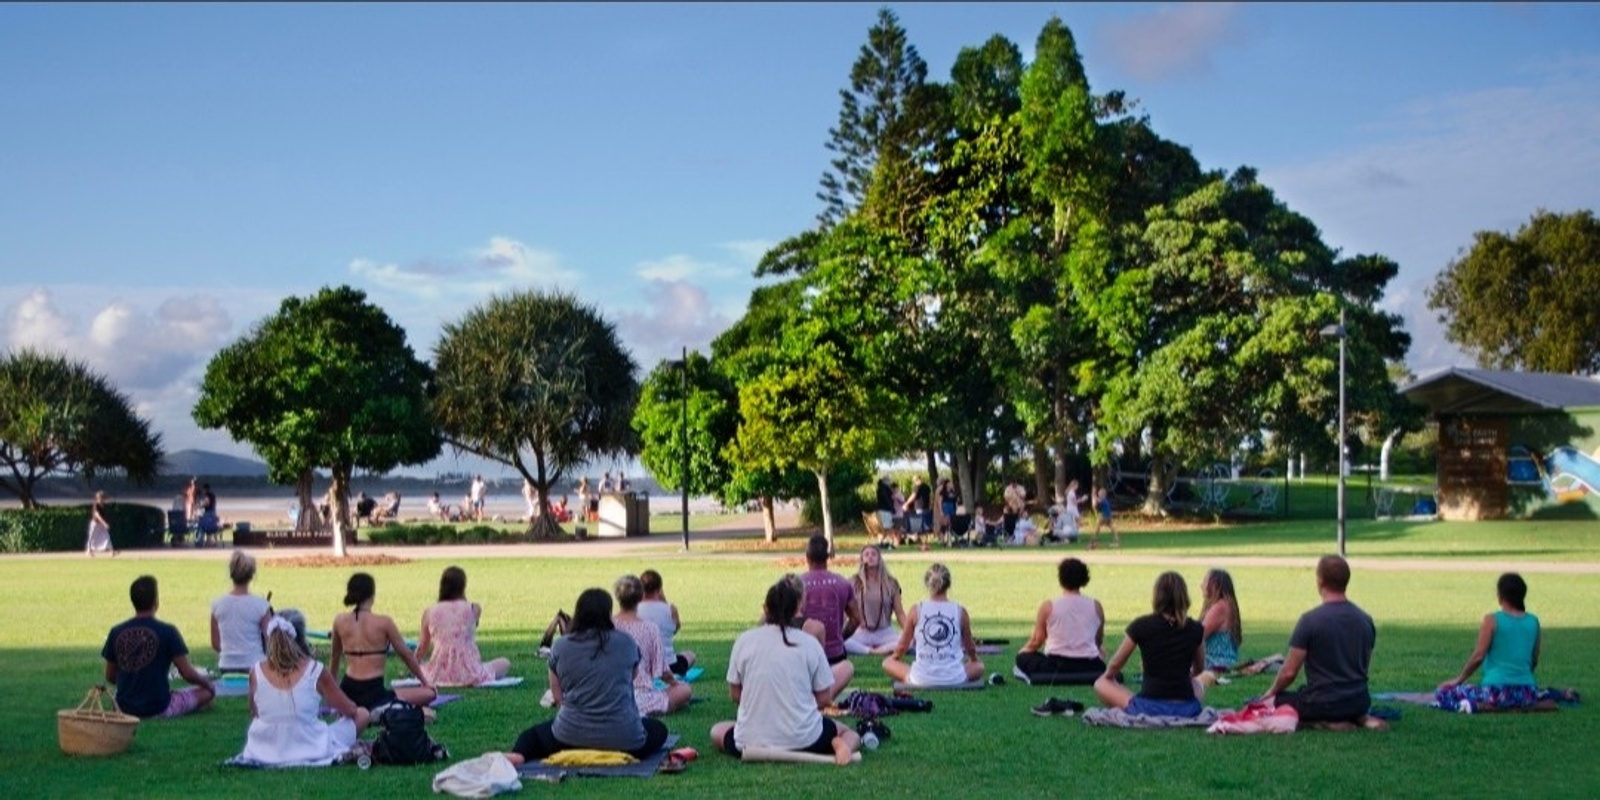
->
xmin=85 ymin=491 xmax=115 ymax=556
xmin=882 ymin=563 xmax=985 ymax=687
xmin=238 ymin=616 xmax=370 ymax=767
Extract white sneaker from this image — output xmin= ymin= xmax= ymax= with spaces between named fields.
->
xmin=1012 ymin=665 xmax=1032 ymax=685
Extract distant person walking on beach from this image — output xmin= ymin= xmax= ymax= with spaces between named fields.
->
xmin=523 ymin=479 xmax=539 ymax=522
xmin=184 ymin=477 xmax=199 ymax=523
xmin=469 ymin=475 xmax=487 ymax=522
xmin=86 ymin=490 xmax=116 ymax=557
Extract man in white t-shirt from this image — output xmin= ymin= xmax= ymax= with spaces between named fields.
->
xmin=469 ymin=475 xmax=487 ymax=521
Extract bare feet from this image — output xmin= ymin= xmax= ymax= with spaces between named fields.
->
xmin=1359 ymin=715 xmax=1389 ymax=731
xmin=832 ymin=736 xmax=853 ymax=766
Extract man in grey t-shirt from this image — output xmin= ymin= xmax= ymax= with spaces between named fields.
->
xmin=1261 ymin=555 xmax=1381 ymax=728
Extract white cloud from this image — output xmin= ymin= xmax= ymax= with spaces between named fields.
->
xmin=350 ymin=235 xmax=578 ymax=303
xmin=1098 ymin=3 xmax=1249 ymax=82
xmin=1262 ymin=57 xmax=1600 ymax=375
xmin=613 ymin=279 xmax=735 ymax=368
xmin=635 ymin=253 xmax=741 ymax=282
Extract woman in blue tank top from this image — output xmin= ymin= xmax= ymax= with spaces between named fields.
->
xmin=1435 ymin=573 xmax=1547 ymax=711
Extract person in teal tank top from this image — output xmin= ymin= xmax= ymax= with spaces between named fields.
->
xmin=1435 ymin=573 xmax=1544 ymax=711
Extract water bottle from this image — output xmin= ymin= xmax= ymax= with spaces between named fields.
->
xmin=861 ymin=731 xmax=879 ymax=751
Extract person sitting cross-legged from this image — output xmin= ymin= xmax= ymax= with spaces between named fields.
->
xmin=1259 ymin=555 xmax=1383 ymax=729
xmin=1094 ymin=571 xmax=1206 ymax=718
xmin=882 ymin=564 xmax=986 ymax=688
xmin=103 ymin=575 xmax=216 ymax=719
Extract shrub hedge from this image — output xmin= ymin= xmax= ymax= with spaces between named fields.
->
xmin=0 ymin=502 xmax=165 ymax=553
xmin=364 ymin=523 xmax=524 ymax=546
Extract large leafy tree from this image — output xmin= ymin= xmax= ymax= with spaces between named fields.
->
xmin=727 ymin=317 xmax=900 ymax=548
xmin=432 ymin=291 xmax=639 ymax=539
xmin=0 ymin=349 xmax=163 ymax=508
xmin=194 ymin=286 xmax=439 ymax=555
xmin=1428 ymin=209 xmax=1600 ymax=374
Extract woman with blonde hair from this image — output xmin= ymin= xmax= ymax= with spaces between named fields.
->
xmin=418 ymin=566 xmax=511 ymax=687
xmin=882 ymin=563 xmax=985 ymax=687
xmin=1199 ymin=568 xmax=1243 ymax=673
xmin=1094 ymin=571 xmax=1205 ymax=717
xmin=844 ymin=545 xmax=906 ymax=655
xmin=236 ymin=615 xmax=369 ymax=767
xmin=613 ymin=574 xmax=692 ymax=715
xmin=211 ymin=551 xmax=272 ymax=674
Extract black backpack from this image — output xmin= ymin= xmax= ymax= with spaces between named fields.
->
xmin=370 ymin=702 xmax=448 ymax=766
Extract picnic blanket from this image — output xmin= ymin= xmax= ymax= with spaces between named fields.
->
xmin=515 ymin=735 xmax=678 ymax=780
xmin=1206 ymin=703 xmax=1298 ymax=735
xmin=1082 ymin=707 xmax=1221 ymax=728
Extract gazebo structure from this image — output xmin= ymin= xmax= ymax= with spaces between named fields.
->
xmin=1401 ymin=368 xmax=1600 ymax=520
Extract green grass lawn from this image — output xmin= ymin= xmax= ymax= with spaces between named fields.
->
xmin=4 ymin=520 xmax=1599 ymax=798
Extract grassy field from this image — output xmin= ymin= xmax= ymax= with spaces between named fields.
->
xmin=3 ymin=519 xmax=1598 ymax=798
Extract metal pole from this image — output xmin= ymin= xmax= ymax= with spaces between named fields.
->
xmin=681 ymin=346 xmax=691 ymax=551
xmin=1337 ymin=308 xmax=1347 ymax=556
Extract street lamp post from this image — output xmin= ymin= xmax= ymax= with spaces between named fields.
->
xmin=679 ymin=346 xmax=690 ymax=552
xmin=1320 ymin=309 xmax=1348 ymax=556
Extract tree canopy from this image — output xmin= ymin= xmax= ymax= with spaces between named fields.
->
xmin=0 ymin=349 xmax=163 ymax=508
xmin=193 ymin=285 xmax=439 ymax=554
xmin=1428 ymin=208 xmax=1600 ymax=374
xmin=431 ymin=290 xmax=639 ymax=538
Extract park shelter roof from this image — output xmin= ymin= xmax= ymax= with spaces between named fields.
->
xmin=1401 ymin=367 xmax=1600 ymax=415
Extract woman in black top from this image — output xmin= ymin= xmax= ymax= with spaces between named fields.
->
xmin=1094 ymin=571 xmax=1205 ymax=717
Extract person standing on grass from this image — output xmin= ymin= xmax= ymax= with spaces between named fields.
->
xmin=882 ymin=563 xmax=986 ymax=688
xmin=874 ymin=476 xmax=898 ymax=547
xmin=211 ymin=551 xmax=272 ymax=675
xmin=1014 ymin=557 xmax=1106 ymax=686
xmin=1260 ymin=555 xmax=1382 ymax=729
xmin=469 ymin=475 xmax=487 ymax=522
xmin=86 ymin=490 xmax=116 ymax=557
xmin=638 ymin=569 xmax=696 ymax=676
xmin=711 ymin=577 xmax=862 ymax=765
xmin=1089 ymin=487 xmax=1118 ymax=549
xmin=800 ymin=534 xmax=863 ymax=703
xmin=103 ymin=575 xmax=215 ymax=719
xmin=1094 ymin=571 xmax=1206 ymax=717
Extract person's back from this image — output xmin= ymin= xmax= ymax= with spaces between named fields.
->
xmin=908 ymin=598 xmax=967 ymax=686
xmin=550 ymin=630 xmax=644 ymax=750
xmin=637 ymin=599 xmax=678 ymax=662
xmin=1483 ymin=609 xmax=1539 ymax=687
xmin=1046 ymin=594 xmax=1101 ymax=659
xmin=212 ymin=592 xmax=270 ymax=671
xmin=1293 ymin=599 xmax=1374 ymax=705
xmin=801 ymin=567 xmax=853 ymax=660
xmin=728 ymin=623 xmax=830 ymax=749
xmin=105 ymin=615 xmax=186 ymax=717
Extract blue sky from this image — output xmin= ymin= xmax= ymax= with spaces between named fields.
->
xmin=3 ymin=3 xmax=1598 ymax=471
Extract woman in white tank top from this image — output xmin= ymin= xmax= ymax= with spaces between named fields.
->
xmin=882 ymin=564 xmax=985 ymax=687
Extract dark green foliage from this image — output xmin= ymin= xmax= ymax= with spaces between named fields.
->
xmin=0 ymin=349 xmax=164 ymax=508
xmin=0 ymin=502 xmax=167 ymax=553
xmin=364 ymin=523 xmax=519 ymax=546
xmin=1428 ymin=208 xmax=1600 ymax=373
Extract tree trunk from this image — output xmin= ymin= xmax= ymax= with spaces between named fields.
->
xmin=816 ymin=468 xmax=833 ymax=551
xmin=1032 ymin=443 xmax=1051 ymax=508
xmin=293 ymin=469 xmax=325 ymax=533
xmin=1054 ymin=438 xmax=1069 ymax=507
xmin=1379 ymin=428 xmax=1402 ymax=481
xmin=761 ymin=495 xmax=777 ymax=543
xmin=1141 ymin=452 xmax=1170 ymax=516
xmin=527 ymin=450 xmax=564 ymax=540
xmin=328 ymin=465 xmax=353 ymax=558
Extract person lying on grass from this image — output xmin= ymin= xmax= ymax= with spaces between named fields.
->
xmin=505 ymin=588 xmax=670 ymax=767
xmin=103 ymin=574 xmax=215 ymax=719
xmin=330 ymin=572 xmax=437 ymax=712
xmin=712 ymin=577 xmax=862 ymax=766
xmin=1259 ymin=555 xmax=1384 ymax=730
xmin=882 ymin=563 xmax=986 ymax=688
xmin=1094 ymin=571 xmax=1206 ymax=718
xmin=613 ymin=574 xmax=692 ymax=716
xmin=1435 ymin=572 xmax=1553 ymax=712
xmin=1014 ymin=557 xmax=1106 ymax=685
xmin=236 ymin=616 xmax=369 ymax=767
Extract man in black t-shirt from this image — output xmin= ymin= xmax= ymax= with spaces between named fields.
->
xmin=1261 ymin=555 xmax=1380 ymax=727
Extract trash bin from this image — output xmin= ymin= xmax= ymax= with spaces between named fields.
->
xmin=629 ymin=492 xmax=650 ymax=537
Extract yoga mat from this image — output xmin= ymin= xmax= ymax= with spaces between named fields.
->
xmin=516 ymin=735 xmax=679 ymax=780
xmin=742 ymin=746 xmax=861 ymax=765
xmin=215 ymin=674 xmax=250 ymax=697
xmin=394 ymin=676 xmax=523 ymax=689
xmin=653 ymin=666 xmax=703 ymax=691
xmin=893 ymin=679 xmax=986 ymax=691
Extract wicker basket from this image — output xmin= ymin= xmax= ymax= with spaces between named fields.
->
xmin=58 ymin=686 xmax=139 ymax=756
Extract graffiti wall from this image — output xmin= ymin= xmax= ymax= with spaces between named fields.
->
xmin=1506 ymin=408 xmax=1600 ymax=519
